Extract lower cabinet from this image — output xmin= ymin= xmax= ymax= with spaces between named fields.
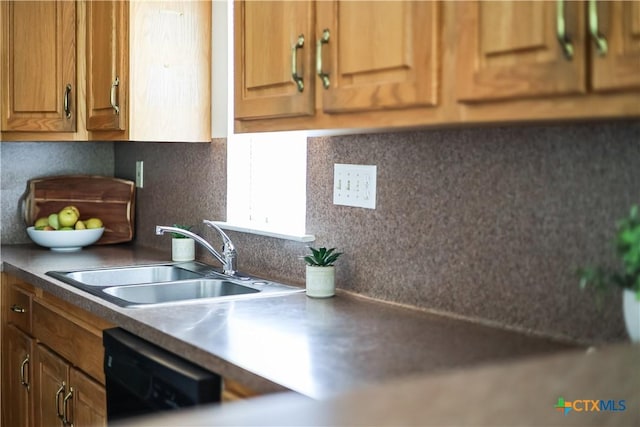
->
xmin=2 ymin=324 xmax=34 ymax=427
xmin=1 ymin=273 xmax=111 ymax=427
xmin=2 ymin=272 xmax=262 ymax=426
xmin=34 ymin=344 xmax=106 ymax=427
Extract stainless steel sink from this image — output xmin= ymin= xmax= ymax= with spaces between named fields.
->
xmin=46 ymin=261 xmax=304 ymax=307
xmin=57 ymin=265 xmax=204 ymax=286
xmin=102 ymin=279 xmax=259 ymax=304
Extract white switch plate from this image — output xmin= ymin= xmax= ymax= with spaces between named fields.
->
xmin=135 ymin=161 xmax=144 ymax=188
xmin=333 ymin=164 xmax=376 ymax=209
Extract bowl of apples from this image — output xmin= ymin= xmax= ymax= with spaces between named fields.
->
xmin=27 ymin=205 xmax=104 ymax=252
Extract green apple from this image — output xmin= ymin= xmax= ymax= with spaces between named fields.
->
xmin=58 ymin=207 xmax=79 ymax=228
xmin=74 ymin=220 xmax=86 ymax=230
xmin=84 ymin=217 xmax=103 ymax=229
xmin=34 ymin=217 xmax=49 ymax=228
xmin=62 ymin=205 xmax=80 ymax=218
xmin=60 ymin=226 xmax=74 ymax=231
xmin=48 ymin=213 xmax=60 ymax=230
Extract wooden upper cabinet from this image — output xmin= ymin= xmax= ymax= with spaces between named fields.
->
xmin=86 ymin=0 xmax=128 ymax=131
xmin=317 ymin=1 xmax=439 ymax=113
xmin=235 ymin=0 xmax=440 ymax=123
xmin=1 ymin=0 xmax=77 ymax=132
xmin=235 ymin=1 xmax=315 ymax=120
xmin=87 ymin=1 xmax=211 ymax=142
xmin=590 ymin=0 xmax=640 ymax=91
xmin=455 ymin=0 xmax=586 ymax=102
xmin=129 ymin=0 xmax=211 ymax=141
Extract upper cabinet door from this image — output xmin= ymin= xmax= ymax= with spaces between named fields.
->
xmin=234 ymin=1 xmax=315 ymax=120
xmin=455 ymin=0 xmax=586 ymax=102
xmin=86 ymin=0 xmax=128 ymax=131
xmin=1 ymin=0 xmax=76 ymax=131
xmin=129 ymin=0 xmax=211 ymax=142
xmin=318 ymin=1 xmax=440 ymax=113
xmin=590 ymin=0 xmax=640 ymax=92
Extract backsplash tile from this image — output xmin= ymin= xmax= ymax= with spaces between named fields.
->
xmin=3 ymin=122 xmax=638 ymax=344
xmin=306 ymin=122 xmax=640 ymax=344
xmin=0 ymin=142 xmax=114 ymax=244
xmin=113 ymin=121 xmax=640 ymax=344
xmin=114 ymin=140 xmax=226 ymax=248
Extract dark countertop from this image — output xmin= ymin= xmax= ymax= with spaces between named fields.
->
xmin=1 ymin=244 xmax=577 ymax=399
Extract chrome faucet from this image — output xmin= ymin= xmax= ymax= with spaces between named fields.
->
xmin=155 ymin=220 xmax=237 ymax=276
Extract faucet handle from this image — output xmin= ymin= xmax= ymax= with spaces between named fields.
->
xmin=202 ymin=220 xmax=237 ymax=276
xmin=202 ymin=220 xmax=236 ymax=252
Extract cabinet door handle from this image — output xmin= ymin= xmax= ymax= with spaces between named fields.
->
xmin=63 ymin=386 xmax=74 ymax=426
xmin=316 ymin=29 xmax=330 ymax=89
xmin=556 ymin=0 xmax=574 ymax=60
xmin=588 ymin=0 xmax=608 ymax=56
xmin=63 ymin=84 xmax=72 ymax=119
xmin=11 ymin=304 xmax=25 ymax=313
xmin=19 ymin=354 xmax=30 ymax=390
xmin=291 ymin=34 xmax=305 ymax=92
xmin=110 ymin=76 xmax=120 ymax=114
xmin=55 ymin=383 xmax=66 ymax=420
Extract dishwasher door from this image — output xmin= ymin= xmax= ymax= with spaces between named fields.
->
xmin=103 ymin=328 xmax=221 ymax=422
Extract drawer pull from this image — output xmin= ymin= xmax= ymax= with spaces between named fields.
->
xmin=291 ymin=34 xmax=305 ymax=92
xmin=63 ymin=84 xmax=72 ymax=119
xmin=63 ymin=387 xmax=74 ymax=426
xmin=19 ymin=354 xmax=30 ymax=390
xmin=316 ymin=29 xmax=330 ymax=89
xmin=11 ymin=304 xmax=26 ymax=313
xmin=556 ymin=0 xmax=574 ymax=60
xmin=588 ymin=0 xmax=608 ymax=56
xmin=56 ymin=383 xmax=66 ymax=420
xmin=110 ymin=76 xmax=120 ymax=114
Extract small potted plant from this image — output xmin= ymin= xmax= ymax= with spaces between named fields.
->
xmin=304 ymin=246 xmax=343 ymax=298
xmin=171 ymin=224 xmax=195 ymax=262
xmin=579 ymin=204 xmax=640 ymax=342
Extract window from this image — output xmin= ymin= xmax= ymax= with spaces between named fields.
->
xmin=222 ymin=132 xmax=314 ymax=242
xmin=213 ymin=1 xmax=313 ymax=242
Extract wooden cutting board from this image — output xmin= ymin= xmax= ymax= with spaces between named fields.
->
xmin=23 ymin=175 xmax=135 ymax=245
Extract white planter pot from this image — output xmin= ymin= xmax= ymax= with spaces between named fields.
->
xmin=623 ymin=289 xmax=640 ymax=342
xmin=172 ymin=238 xmax=195 ymax=262
xmin=305 ymin=266 xmax=335 ymax=298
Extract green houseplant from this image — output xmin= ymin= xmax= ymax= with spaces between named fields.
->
xmin=304 ymin=247 xmax=343 ymax=298
xmin=579 ymin=205 xmax=640 ymax=341
xmin=171 ymin=224 xmax=195 ymax=262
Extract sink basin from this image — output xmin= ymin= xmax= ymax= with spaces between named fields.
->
xmin=103 ymin=279 xmax=259 ymax=304
xmin=50 ymin=264 xmax=204 ymax=287
xmin=46 ymin=261 xmax=304 ymax=307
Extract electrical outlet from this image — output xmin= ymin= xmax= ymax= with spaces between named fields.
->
xmin=333 ymin=164 xmax=376 ymax=209
xmin=135 ymin=161 xmax=144 ymax=188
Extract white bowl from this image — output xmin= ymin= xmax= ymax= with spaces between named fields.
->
xmin=26 ymin=227 xmax=104 ymax=252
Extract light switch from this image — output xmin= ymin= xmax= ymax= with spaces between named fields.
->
xmin=333 ymin=164 xmax=376 ymax=209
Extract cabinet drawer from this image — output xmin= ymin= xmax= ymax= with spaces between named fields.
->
xmin=5 ymin=282 xmax=33 ymax=335
xmin=32 ymin=299 xmax=106 ymax=385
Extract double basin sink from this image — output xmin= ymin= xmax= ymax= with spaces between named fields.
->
xmin=47 ymin=261 xmax=304 ymax=308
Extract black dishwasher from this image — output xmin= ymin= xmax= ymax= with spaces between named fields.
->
xmin=103 ymin=328 xmax=221 ymax=422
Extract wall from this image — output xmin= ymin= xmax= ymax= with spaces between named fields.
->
xmin=114 ymin=121 xmax=640 ymax=345
xmin=0 ymin=142 xmax=114 ymax=244
xmin=0 ymin=124 xmax=635 ymax=345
